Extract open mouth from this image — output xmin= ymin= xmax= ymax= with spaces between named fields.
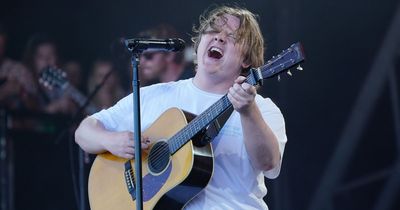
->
xmin=208 ymin=46 xmax=223 ymax=59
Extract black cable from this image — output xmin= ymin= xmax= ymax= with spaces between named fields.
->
xmin=68 ymin=126 xmax=81 ymax=210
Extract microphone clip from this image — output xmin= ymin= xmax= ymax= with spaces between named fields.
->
xmin=124 ymin=38 xmax=185 ymax=53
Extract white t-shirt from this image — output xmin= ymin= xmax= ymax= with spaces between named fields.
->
xmin=92 ymin=78 xmax=287 ymax=210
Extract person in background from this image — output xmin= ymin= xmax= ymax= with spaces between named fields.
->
xmin=23 ymin=33 xmax=77 ymax=114
xmin=63 ymin=60 xmax=84 ymax=91
xmin=87 ymin=59 xmax=124 ymax=109
xmin=137 ymin=24 xmax=188 ymax=86
xmin=0 ymin=23 xmax=37 ymax=111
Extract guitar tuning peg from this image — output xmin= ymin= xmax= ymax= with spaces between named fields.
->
xmin=287 ymin=70 xmax=292 ymax=76
xmin=277 ymin=75 xmax=281 ymax=81
xmin=296 ymin=65 xmax=303 ymax=71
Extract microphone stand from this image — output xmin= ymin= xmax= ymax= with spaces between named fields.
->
xmin=125 ymin=42 xmax=143 ymax=210
xmin=122 ymin=37 xmax=184 ymax=210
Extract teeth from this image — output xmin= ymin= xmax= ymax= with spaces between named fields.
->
xmin=210 ymin=47 xmax=223 ymax=55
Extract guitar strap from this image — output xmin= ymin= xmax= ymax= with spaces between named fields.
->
xmin=199 ymin=105 xmax=234 ymax=145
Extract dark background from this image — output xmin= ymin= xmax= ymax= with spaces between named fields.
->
xmin=1 ymin=0 xmax=400 ymax=209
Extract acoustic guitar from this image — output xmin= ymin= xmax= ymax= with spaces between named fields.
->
xmin=39 ymin=67 xmax=99 ymax=115
xmin=88 ymin=43 xmax=305 ymax=210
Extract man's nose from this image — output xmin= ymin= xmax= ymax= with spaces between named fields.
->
xmin=213 ymin=32 xmax=226 ymax=44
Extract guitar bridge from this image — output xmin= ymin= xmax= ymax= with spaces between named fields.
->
xmin=124 ymin=161 xmax=136 ymax=201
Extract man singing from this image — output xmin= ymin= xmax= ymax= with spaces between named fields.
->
xmin=75 ymin=5 xmax=287 ymax=210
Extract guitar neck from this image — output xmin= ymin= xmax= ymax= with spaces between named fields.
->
xmin=168 ymin=72 xmax=258 ymax=154
xmin=167 ymin=42 xmax=306 ymax=154
xmin=63 ymin=83 xmax=99 ymax=115
xmin=168 ymin=94 xmax=231 ymax=154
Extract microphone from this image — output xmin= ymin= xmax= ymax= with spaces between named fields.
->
xmin=124 ymin=38 xmax=185 ymax=52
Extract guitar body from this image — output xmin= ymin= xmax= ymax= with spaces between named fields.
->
xmin=88 ymin=108 xmax=214 ymax=210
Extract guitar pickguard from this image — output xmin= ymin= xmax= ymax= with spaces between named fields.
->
xmin=143 ymin=163 xmax=172 ymax=201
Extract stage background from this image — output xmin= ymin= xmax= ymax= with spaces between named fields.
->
xmin=1 ymin=0 xmax=399 ymax=209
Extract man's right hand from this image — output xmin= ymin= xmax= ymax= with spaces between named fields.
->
xmin=75 ymin=117 xmax=152 ymax=159
xmin=104 ymin=131 xmax=151 ymax=159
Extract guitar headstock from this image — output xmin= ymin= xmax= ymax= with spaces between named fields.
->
xmin=39 ymin=67 xmax=68 ymax=90
xmin=259 ymin=42 xmax=305 ymax=81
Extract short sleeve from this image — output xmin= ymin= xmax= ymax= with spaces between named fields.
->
xmin=258 ymin=97 xmax=287 ymax=179
xmin=91 ymin=93 xmax=133 ymax=131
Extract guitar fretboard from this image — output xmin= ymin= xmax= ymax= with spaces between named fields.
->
xmin=167 ymin=70 xmax=259 ymax=154
xmin=168 ymin=94 xmax=231 ymax=154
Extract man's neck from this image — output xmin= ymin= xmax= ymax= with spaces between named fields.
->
xmin=192 ymin=71 xmax=237 ymax=95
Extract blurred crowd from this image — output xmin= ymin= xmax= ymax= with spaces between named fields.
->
xmin=0 ymin=23 xmax=190 ymax=117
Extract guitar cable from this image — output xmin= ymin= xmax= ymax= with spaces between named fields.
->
xmin=67 ymin=125 xmax=84 ymax=210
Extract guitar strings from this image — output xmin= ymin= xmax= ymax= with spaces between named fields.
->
xmin=146 ymin=95 xmax=231 ymax=168
xmin=147 ymin=118 xmax=204 ymax=167
xmin=147 ymin=109 xmax=215 ymax=166
xmin=145 ymin=81 xmax=243 ymax=166
xmin=148 ymin=114 xmax=220 ymax=168
xmin=146 ymin=128 xmax=188 ymax=168
xmin=149 ymin=144 xmax=169 ymax=171
xmin=146 ymin=74 xmax=257 ymax=167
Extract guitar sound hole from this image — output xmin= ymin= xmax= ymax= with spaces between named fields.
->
xmin=148 ymin=141 xmax=170 ymax=174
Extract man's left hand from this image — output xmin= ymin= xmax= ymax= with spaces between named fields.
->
xmin=227 ymin=76 xmax=257 ymax=114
